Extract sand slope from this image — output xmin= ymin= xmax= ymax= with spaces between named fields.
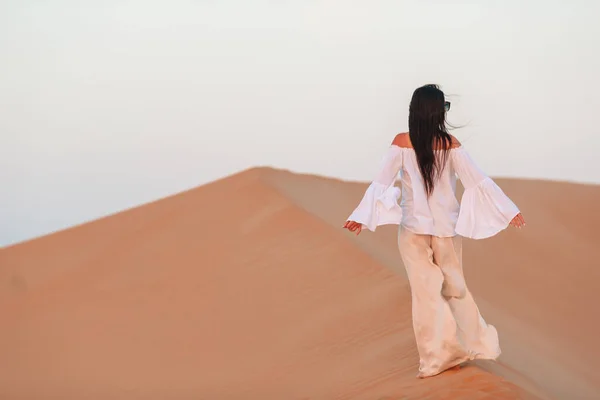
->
xmin=1 ymin=167 xmax=599 ymax=399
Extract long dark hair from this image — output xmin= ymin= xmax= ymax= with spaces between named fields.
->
xmin=408 ymin=84 xmax=453 ymax=197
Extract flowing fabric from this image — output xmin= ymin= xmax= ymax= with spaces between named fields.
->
xmin=346 ymin=145 xmax=520 ymax=239
xmin=347 ymin=143 xmax=519 ymax=377
xmin=452 ymin=148 xmax=521 ymax=239
xmin=397 ymin=226 xmax=501 ymax=378
xmin=347 ymin=146 xmax=404 ymax=231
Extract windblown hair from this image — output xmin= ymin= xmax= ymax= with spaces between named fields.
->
xmin=408 ymin=84 xmax=453 ymax=197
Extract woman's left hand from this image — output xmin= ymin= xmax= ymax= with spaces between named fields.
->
xmin=343 ymin=220 xmax=362 ymax=235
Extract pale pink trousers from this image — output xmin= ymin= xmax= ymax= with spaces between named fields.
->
xmin=397 ymin=225 xmax=501 ymax=378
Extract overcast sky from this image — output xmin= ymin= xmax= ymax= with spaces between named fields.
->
xmin=2 ymin=0 xmax=599 ymax=247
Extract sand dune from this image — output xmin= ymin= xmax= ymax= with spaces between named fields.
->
xmin=1 ymin=167 xmax=599 ymax=399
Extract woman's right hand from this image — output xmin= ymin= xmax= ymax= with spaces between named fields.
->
xmin=343 ymin=220 xmax=362 ymax=235
xmin=510 ymin=213 xmax=526 ymax=228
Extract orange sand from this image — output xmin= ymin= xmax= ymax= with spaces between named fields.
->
xmin=1 ymin=167 xmax=599 ymax=399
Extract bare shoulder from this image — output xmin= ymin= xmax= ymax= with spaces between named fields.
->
xmin=391 ymin=132 xmax=411 ymax=148
xmin=449 ymin=134 xmax=462 ymax=148
xmin=391 ymin=132 xmax=460 ymax=149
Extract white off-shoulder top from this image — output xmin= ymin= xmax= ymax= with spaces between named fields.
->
xmin=347 ymin=145 xmax=520 ymax=240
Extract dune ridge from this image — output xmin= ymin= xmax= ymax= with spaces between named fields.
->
xmin=1 ymin=167 xmax=599 ymax=399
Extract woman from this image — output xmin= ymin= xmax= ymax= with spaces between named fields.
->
xmin=343 ymin=84 xmax=525 ymax=378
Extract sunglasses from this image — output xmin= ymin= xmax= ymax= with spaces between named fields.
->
xmin=444 ymin=101 xmax=451 ymax=111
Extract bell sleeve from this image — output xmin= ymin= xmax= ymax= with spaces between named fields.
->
xmin=452 ymin=147 xmax=520 ymax=239
xmin=346 ymin=146 xmax=404 ymax=232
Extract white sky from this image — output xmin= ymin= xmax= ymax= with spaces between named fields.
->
xmin=1 ymin=0 xmax=599 ymax=247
